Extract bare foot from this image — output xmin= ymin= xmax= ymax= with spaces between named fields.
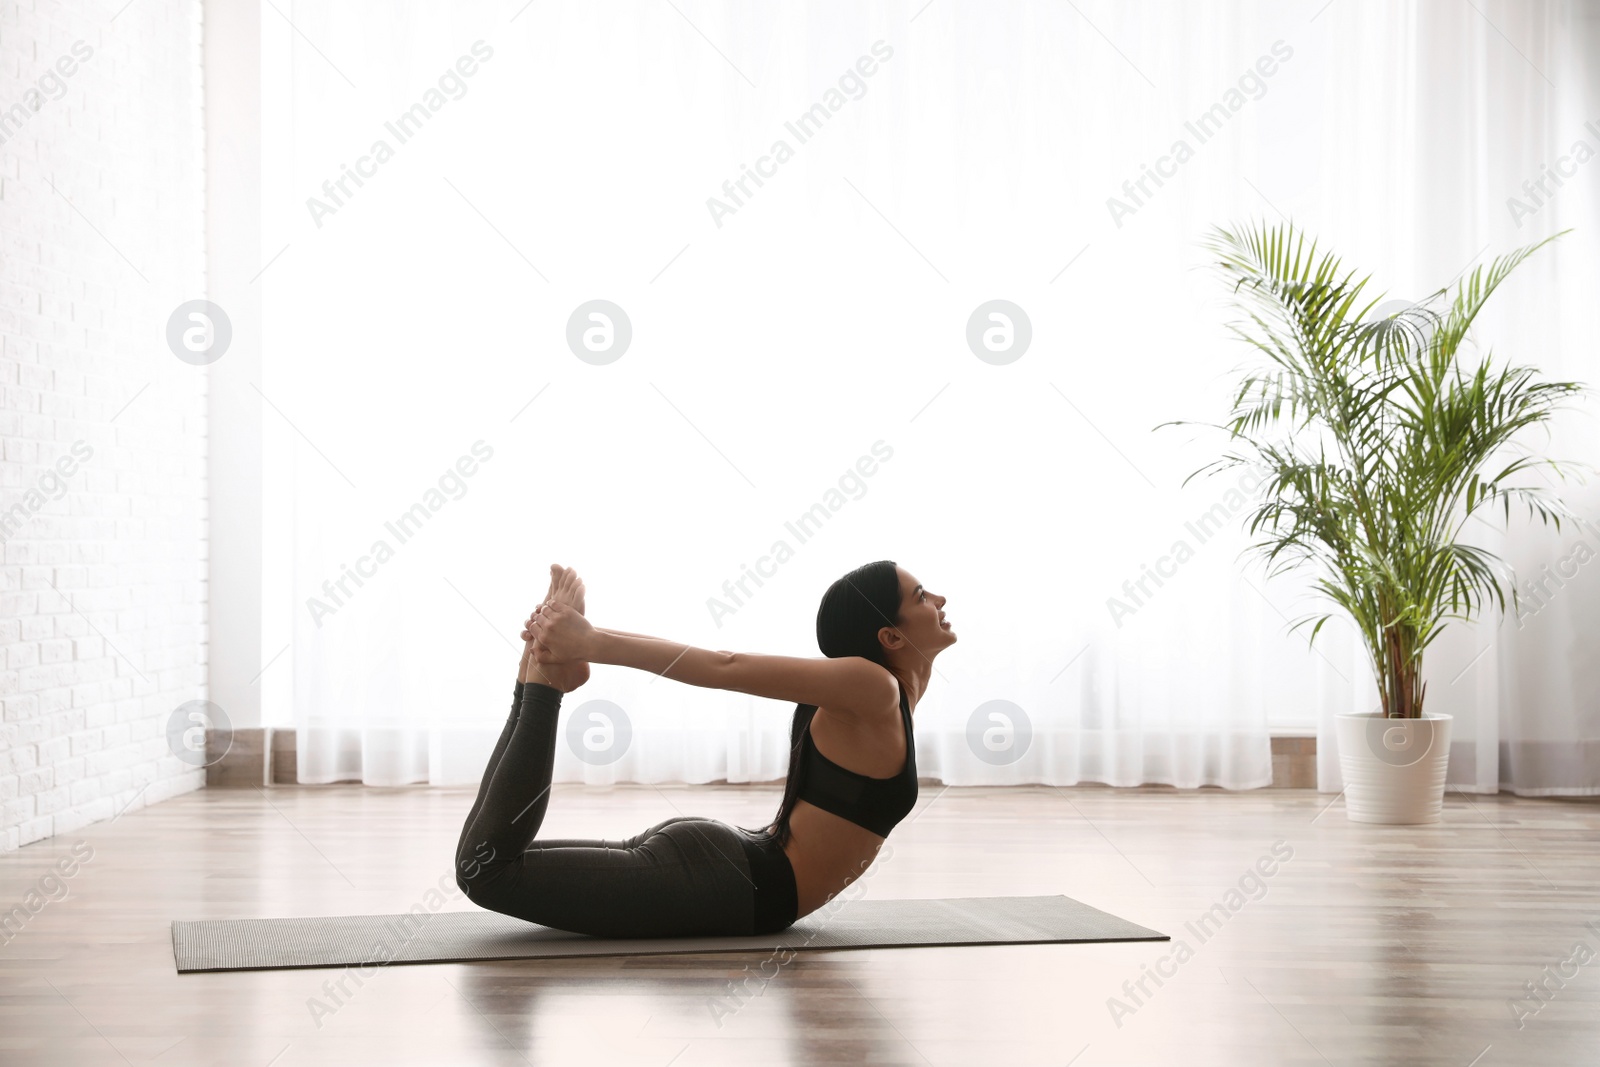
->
xmin=550 ymin=563 xmax=586 ymax=616
xmin=521 ymin=564 xmax=590 ymax=692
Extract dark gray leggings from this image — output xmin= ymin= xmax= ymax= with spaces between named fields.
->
xmin=455 ymin=682 xmax=761 ymax=938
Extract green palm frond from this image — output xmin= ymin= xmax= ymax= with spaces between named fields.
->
xmin=1173 ymin=220 xmax=1590 ymax=718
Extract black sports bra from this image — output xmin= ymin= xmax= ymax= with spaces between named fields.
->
xmin=793 ymin=682 xmax=917 ymax=836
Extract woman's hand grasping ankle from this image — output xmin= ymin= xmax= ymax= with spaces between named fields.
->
xmin=517 ymin=564 xmax=591 ymax=692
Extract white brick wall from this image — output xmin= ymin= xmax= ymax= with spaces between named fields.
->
xmin=0 ymin=1 xmax=207 ymax=851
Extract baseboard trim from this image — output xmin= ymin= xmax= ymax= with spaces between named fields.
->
xmin=1271 ymin=735 xmax=1317 ymax=788
xmin=206 ymin=728 xmax=298 ymax=786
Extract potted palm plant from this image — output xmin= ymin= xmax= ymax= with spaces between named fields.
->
xmin=1172 ymin=220 xmax=1588 ymax=824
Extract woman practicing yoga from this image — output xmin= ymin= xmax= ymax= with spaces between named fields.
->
xmin=454 ymin=558 xmax=956 ymax=938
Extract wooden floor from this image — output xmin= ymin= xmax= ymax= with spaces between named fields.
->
xmin=1 ymin=781 xmax=1597 ymax=1066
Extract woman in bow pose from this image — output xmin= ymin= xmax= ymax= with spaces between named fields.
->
xmin=455 ymin=559 xmax=956 ymax=937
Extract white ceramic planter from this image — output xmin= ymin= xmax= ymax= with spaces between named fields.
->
xmin=1334 ymin=711 xmax=1453 ymax=824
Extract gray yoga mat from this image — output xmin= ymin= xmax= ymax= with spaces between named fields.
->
xmin=171 ymin=894 xmax=1167 ymax=973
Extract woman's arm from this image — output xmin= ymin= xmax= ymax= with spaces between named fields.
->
xmin=595 ymin=630 xmax=898 ymax=716
xmin=595 ymin=626 xmax=672 ymax=642
xmin=531 ymin=605 xmax=896 ymax=716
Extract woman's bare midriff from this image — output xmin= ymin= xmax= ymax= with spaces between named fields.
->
xmin=781 ymin=801 xmax=892 ymax=916
xmin=777 ymin=699 xmax=908 ymax=918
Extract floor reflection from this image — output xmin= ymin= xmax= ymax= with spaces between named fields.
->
xmin=449 ymin=947 xmax=921 ymax=1065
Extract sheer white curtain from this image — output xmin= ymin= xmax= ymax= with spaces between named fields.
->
xmin=253 ymin=0 xmax=1598 ymax=795
xmin=1305 ymin=0 xmax=1600 ymax=796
